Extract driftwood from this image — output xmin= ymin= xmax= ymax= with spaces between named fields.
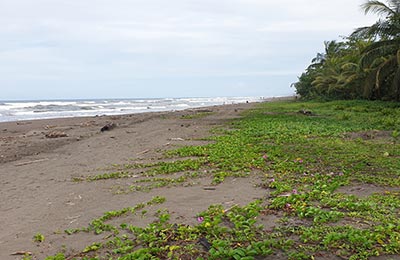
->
xmin=137 ymin=149 xmax=150 ymax=155
xmin=197 ymin=237 xmax=212 ymax=251
xmin=45 ymin=131 xmax=68 ymax=138
xmin=223 ymin=204 xmax=239 ymax=213
xmin=169 ymin=137 xmax=185 ymax=141
xmin=11 ymin=251 xmax=32 ymax=256
xmin=203 ymin=186 xmax=216 ymax=190
xmin=100 ymin=123 xmax=116 ymax=132
xmin=194 ymin=109 xmax=213 ymax=113
xmin=298 ymin=109 xmax=314 ymax=116
xmin=15 ymin=158 xmax=49 ymax=166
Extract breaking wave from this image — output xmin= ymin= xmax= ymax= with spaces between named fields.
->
xmin=0 ymin=97 xmax=267 ymax=123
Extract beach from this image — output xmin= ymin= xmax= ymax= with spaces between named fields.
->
xmin=2 ymin=98 xmax=400 ymax=259
xmin=0 ymin=101 xmax=269 ymax=259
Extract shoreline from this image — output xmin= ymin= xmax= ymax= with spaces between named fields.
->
xmin=0 ymin=96 xmax=293 ymax=123
xmin=0 ymin=96 xmax=294 ymax=124
xmin=0 ymin=96 xmax=294 ymax=164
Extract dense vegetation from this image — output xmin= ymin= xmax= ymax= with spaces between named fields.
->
xmin=39 ymin=100 xmax=400 ymax=260
xmin=292 ymin=0 xmax=400 ymax=101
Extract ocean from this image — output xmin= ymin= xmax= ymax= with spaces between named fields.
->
xmin=0 ymin=96 xmax=268 ymax=123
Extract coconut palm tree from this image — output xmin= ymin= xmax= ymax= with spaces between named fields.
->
xmin=352 ymin=0 xmax=400 ymax=100
xmin=293 ymin=39 xmax=368 ymax=100
xmin=352 ymin=0 xmax=400 ymax=39
xmin=310 ymin=41 xmax=344 ymax=67
xmin=360 ymin=38 xmax=400 ymax=100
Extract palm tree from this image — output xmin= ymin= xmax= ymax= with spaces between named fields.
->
xmin=360 ymin=39 xmax=400 ymax=100
xmin=352 ymin=0 xmax=400 ymax=39
xmin=311 ymin=41 xmax=344 ymax=66
xmin=293 ymin=39 xmax=368 ymax=100
xmin=352 ymin=0 xmax=400 ymax=101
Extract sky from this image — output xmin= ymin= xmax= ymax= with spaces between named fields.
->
xmin=0 ymin=0 xmax=378 ymax=100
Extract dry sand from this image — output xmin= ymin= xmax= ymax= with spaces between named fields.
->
xmin=0 ymin=101 xmax=270 ymax=259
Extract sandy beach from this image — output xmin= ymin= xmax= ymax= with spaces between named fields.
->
xmin=0 ymin=101 xmax=271 ymax=259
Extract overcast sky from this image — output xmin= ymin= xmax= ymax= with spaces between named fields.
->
xmin=0 ymin=0 xmax=378 ymax=100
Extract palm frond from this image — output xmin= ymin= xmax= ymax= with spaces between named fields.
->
xmin=352 ymin=21 xmax=387 ymax=39
xmin=387 ymin=0 xmax=400 ymax=13
xmin=363 ymin=39 xmax=400 ymax=53
xmin=362 ymin=49 xmax=389 ymax=68
xmin=351 ymin=26 xmax=374 ymax=39
xmin=362 ymin=0 xmax=396 ymax=16
xmin=345 ymin=74 xmax=361 ymax=84
xmin=341 ymin=62 xmax=359 ymax=71
xmin=360 ymin=39 xmax=400 ymax=67
xmin=355 ymin=1 xmax=400 ymax=38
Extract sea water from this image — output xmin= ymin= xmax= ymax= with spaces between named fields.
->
xmin=0 ymin=96 xmax=268 ymax=123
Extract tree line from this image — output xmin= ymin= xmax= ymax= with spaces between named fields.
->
xmin=292 ymin=0 xmax=400 ymax=101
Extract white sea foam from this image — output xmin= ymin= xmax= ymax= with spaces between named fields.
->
xmin=0 ymin=97 xmax=267 ymax=123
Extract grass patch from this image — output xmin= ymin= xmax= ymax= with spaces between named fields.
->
xmin=181 ymin=111 xmax=214 ymax=119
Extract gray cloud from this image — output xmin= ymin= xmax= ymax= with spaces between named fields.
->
xmin=0 ymin=0 xmax=378 ymax=99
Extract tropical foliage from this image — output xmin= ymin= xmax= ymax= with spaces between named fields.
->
xmin=293 ymin=0 xmax=400 ymax=101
